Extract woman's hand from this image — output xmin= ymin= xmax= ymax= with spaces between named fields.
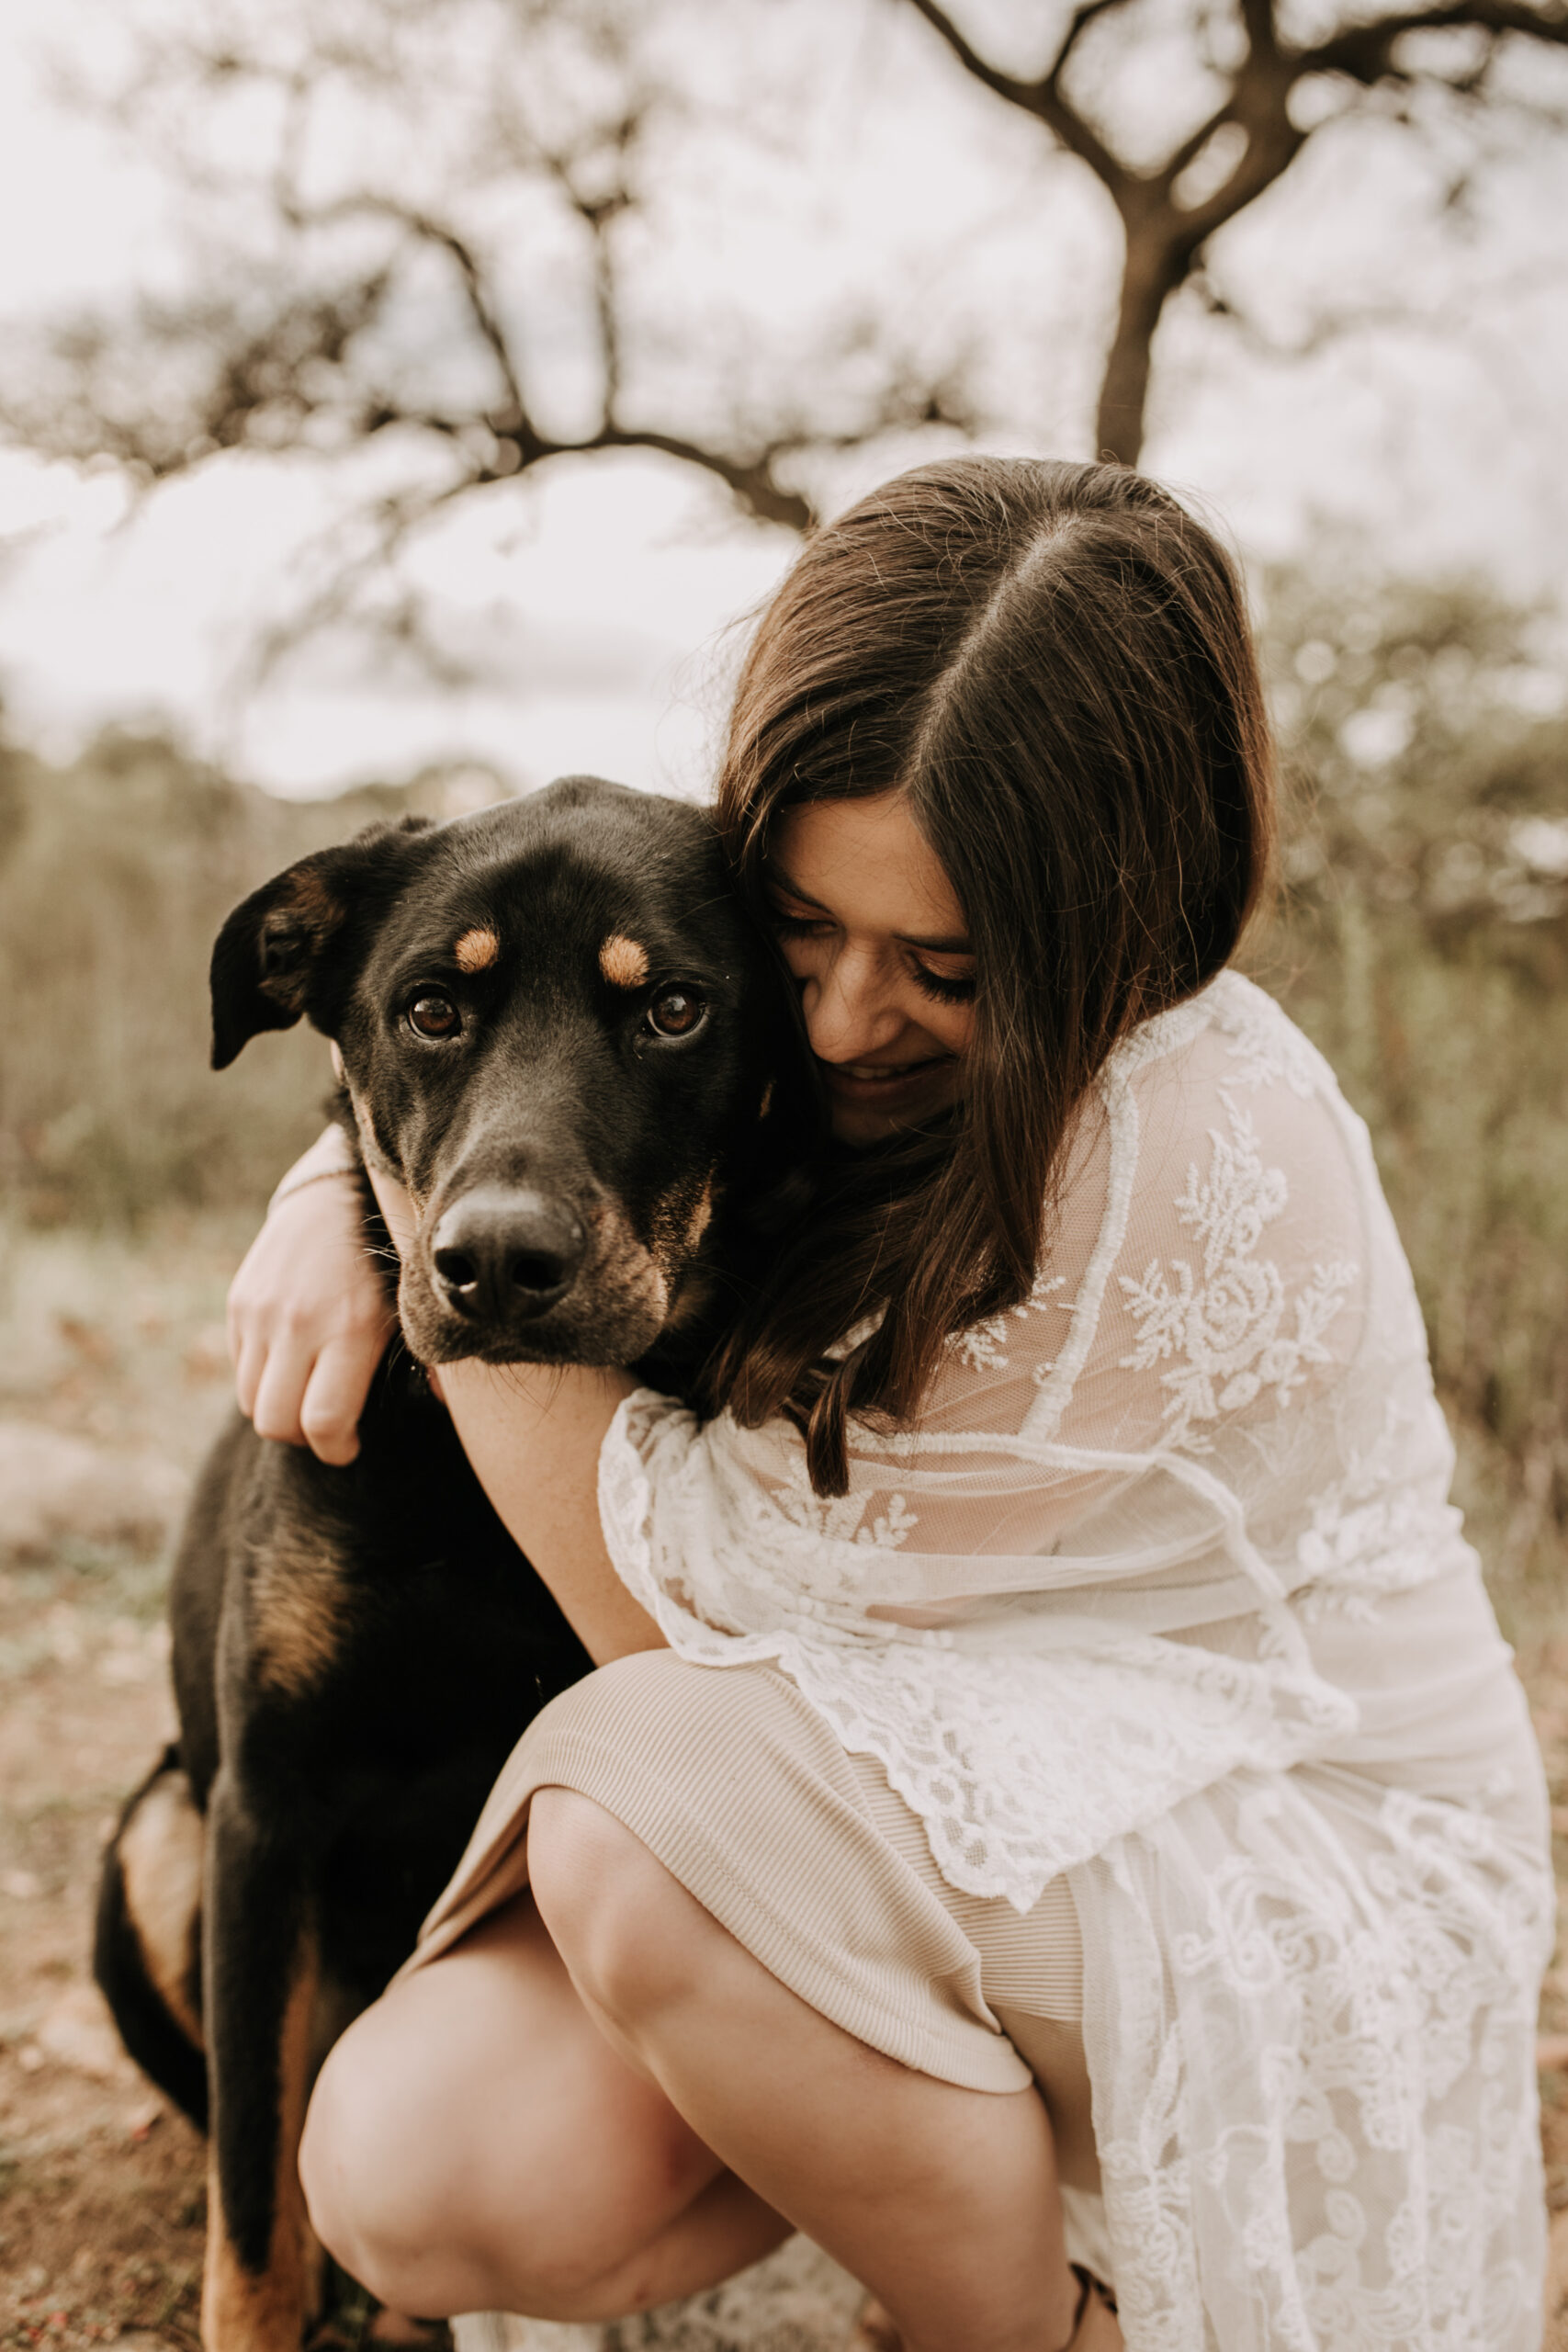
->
xmin=229 ymin=1148 xmax=397 ymax=1467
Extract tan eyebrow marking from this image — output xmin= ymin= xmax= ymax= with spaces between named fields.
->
xmin=599 ymin=933 xmax=650 ymax=989
xmin=453 ymin=927 xmax=501 ymax=972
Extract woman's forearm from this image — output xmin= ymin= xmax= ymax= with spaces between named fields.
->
xmin=436 ymin=1360 xmax=661 ymax=1666
xmin=268 ymin=1120 xmax=360 ymax=1211
xmin=366 ymin=1166 xmax=664 ymax=1668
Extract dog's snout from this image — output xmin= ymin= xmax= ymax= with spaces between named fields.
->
xmin=431 ymin=1189 xmax=587 ymax=1323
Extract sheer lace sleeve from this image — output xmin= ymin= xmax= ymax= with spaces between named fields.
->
xmin=595 ymin=973 xmax=1476 ymax=1906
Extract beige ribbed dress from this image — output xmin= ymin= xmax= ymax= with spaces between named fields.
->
xmin=403 ymin=1649 xmax=1085 ymax=2091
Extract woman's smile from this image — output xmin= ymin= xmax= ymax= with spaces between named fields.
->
xmin=818 ymin=1050 xmax=953 ymax=1109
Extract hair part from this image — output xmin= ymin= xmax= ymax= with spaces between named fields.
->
xmin=702 ymin=455 xmax=1277 ymax=1494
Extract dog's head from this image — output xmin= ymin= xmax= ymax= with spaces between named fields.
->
xmin=211 ymin=777 xmax=805 ymax=1368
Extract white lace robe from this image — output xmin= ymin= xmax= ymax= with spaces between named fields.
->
xmin=597 ymin=971 xmax=1552 ymax=2350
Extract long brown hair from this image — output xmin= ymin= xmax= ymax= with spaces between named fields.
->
xmin=702 ymin=455 xmax=1276 ymax=1494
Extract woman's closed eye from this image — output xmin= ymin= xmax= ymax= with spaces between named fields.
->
xmin=766 ymin=898 xmax=975 ymax=1006
xmin=909 ymin=960 xmax=976 ymax=1006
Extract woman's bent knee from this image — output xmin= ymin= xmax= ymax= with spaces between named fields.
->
xmin=301 ymin=2010 xmax=668 ymax=2319
xmin=300 ymin=2002 xmax=481 ymax=2310
xmin=299 ymin=1889 xmax=728 ymax=2318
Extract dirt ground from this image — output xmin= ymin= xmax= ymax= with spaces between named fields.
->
xmin=4 ymin=1210 xmax=1568 ymax=2349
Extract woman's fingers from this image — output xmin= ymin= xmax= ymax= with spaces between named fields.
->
xmin=231 ymin=1328 xmax=269 ymax=1427
xmin=299 ymin=1329 xmax=398 ymax=1466
xmin=229 ymin=1160 xmax=398 ymax=1463
xmin=250 ymin=1325 xmax=326 ymax=1453
xmin=240 ymin=1306 xmax=397 ymax=1465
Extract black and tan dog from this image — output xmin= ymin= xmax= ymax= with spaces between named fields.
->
xmin=93 ymin=777 xmax=803 ymax=2351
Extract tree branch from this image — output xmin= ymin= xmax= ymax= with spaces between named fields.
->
xmin=536 ymin=111 xmax=643 ymax=425
xmin=594 ymin=427 xmax=814 ymax=530
xmin=1301 ymin=0 xmax=1568 ymax=83
xmin=297 ymin=196 xmax=532 ymax=439
xmin=1237 ymin=0 xmax=1282 ymax=62
xmin=902 ymin=0 xmax=1134 ymax=197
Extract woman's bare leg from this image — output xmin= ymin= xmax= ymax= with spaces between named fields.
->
xmin=526 ymin=1788 xmax=1085 ymax=2352
xmin=299 ymin=1894 xmax=791 ymax=2320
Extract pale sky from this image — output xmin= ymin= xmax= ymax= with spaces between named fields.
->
xmin=0 ymin=0 xmax=1564 ymax=798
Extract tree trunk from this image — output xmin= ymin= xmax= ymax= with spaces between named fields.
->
xmin=1094 ymin=226 xmax=1177 ymax=468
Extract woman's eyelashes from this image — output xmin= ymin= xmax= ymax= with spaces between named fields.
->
xmin=909 ymin=961 xmax=976 ymax=1006
xmin=766 ymin=905 xmax=975 ymax=1007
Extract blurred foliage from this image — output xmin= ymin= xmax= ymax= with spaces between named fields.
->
xmin=1246 ymin=568 xmax=1568 ymax=1615
xmin=0 ymin=727 xmax=473 ymax=1224
xmin=4 ymin=573 xmax=1565 ymax=1601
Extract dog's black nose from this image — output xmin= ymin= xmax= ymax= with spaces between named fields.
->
xmin=430 ymin=1188 xmax=587 ymax=1322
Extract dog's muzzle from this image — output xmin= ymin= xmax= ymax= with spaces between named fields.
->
xmin=429 ymin=1185 xmax=587 ymax=1324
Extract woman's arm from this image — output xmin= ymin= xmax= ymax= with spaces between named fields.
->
xmin=366 ymin=1168 xmax=664 ymax=1668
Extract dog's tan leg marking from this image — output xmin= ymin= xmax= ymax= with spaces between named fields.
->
xmin=202 ymin=1933 xmax=323 ymax=2352
xmin=118 ymin=1766 xmax=205 ymax=2050
xmin=599 ymin=933 xmax=649 ymax=989
xmin=453 ymin=925 xmax=501 ymax=973
xmin=251 ymin=1532 xmax=355 ymax=1699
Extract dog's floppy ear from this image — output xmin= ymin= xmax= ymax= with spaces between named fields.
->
xmin=209 ymin=816 xmax=434 ymax=1069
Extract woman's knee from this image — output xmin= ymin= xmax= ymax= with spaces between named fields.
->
xmin=529 ymin=1787 xmax=710 ymax=2029
xmin=299 ymin=1894 xmax=725 ymax=2319
xmin=300 ymin=1996 xmax=480 ymax=2310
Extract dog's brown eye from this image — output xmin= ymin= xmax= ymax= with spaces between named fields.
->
xmin=646 ymin=987 xmax=705 ymax=1039
xmin=408 ymin=991 xmax=460 ymax=1040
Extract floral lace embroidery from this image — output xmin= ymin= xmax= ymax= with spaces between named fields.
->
xmin=1212 ymin=968 xmax=1335 ymax=1098
xmin=1086 ymin=1781 xmax=1552 ymax=2348
xmin=1119 ymin=1095 xmax=1357 ymax=1452
xmin=1293 ymin=1396 xmax=1465 ymax=1620
xmin=952 ymin=1272 xmax=1066 ymax=1374
xmin=774 ymin=1481 xmax=919 ymax=1553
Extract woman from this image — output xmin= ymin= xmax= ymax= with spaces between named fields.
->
xmin=231 ymin=458 xmax=1551 ymax=2351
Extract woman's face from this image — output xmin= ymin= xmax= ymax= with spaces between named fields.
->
xmin=764 ymin=793 xmax=976 ymax=1147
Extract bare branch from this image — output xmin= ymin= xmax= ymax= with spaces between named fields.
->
xmin=294 ymin=196 xmax=530 ymax=436
xmin=906 ymin=0 xmax=1568 ymax=463
xmin=902 ymin=0 xmax=1134 ymax=196
xmin=595 ymin=427 xmax=814 ymax=531
xmin=1052 ymin=0 xmax=1133 ymax=82
xmin=1237 ymin=0 xmax=1281 ymax=61
xmin=1160 ymin=98 xmax=1247 ymax=194
xmin=234 ymin=476 xmax=482 ymax=698
xmin=1301 ymin=0 xmax=1568 ymax=83
xmin=536 ymin=107 xmax=645 ymax=424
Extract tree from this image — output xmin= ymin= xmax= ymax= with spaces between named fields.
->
xmin=905 ymin=0 xmax=1568 ymax=462
xmin=0 ymin=0 xmax=1562 ymax=628
xmin=0 ymin=0 xmax=974 ymax=579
